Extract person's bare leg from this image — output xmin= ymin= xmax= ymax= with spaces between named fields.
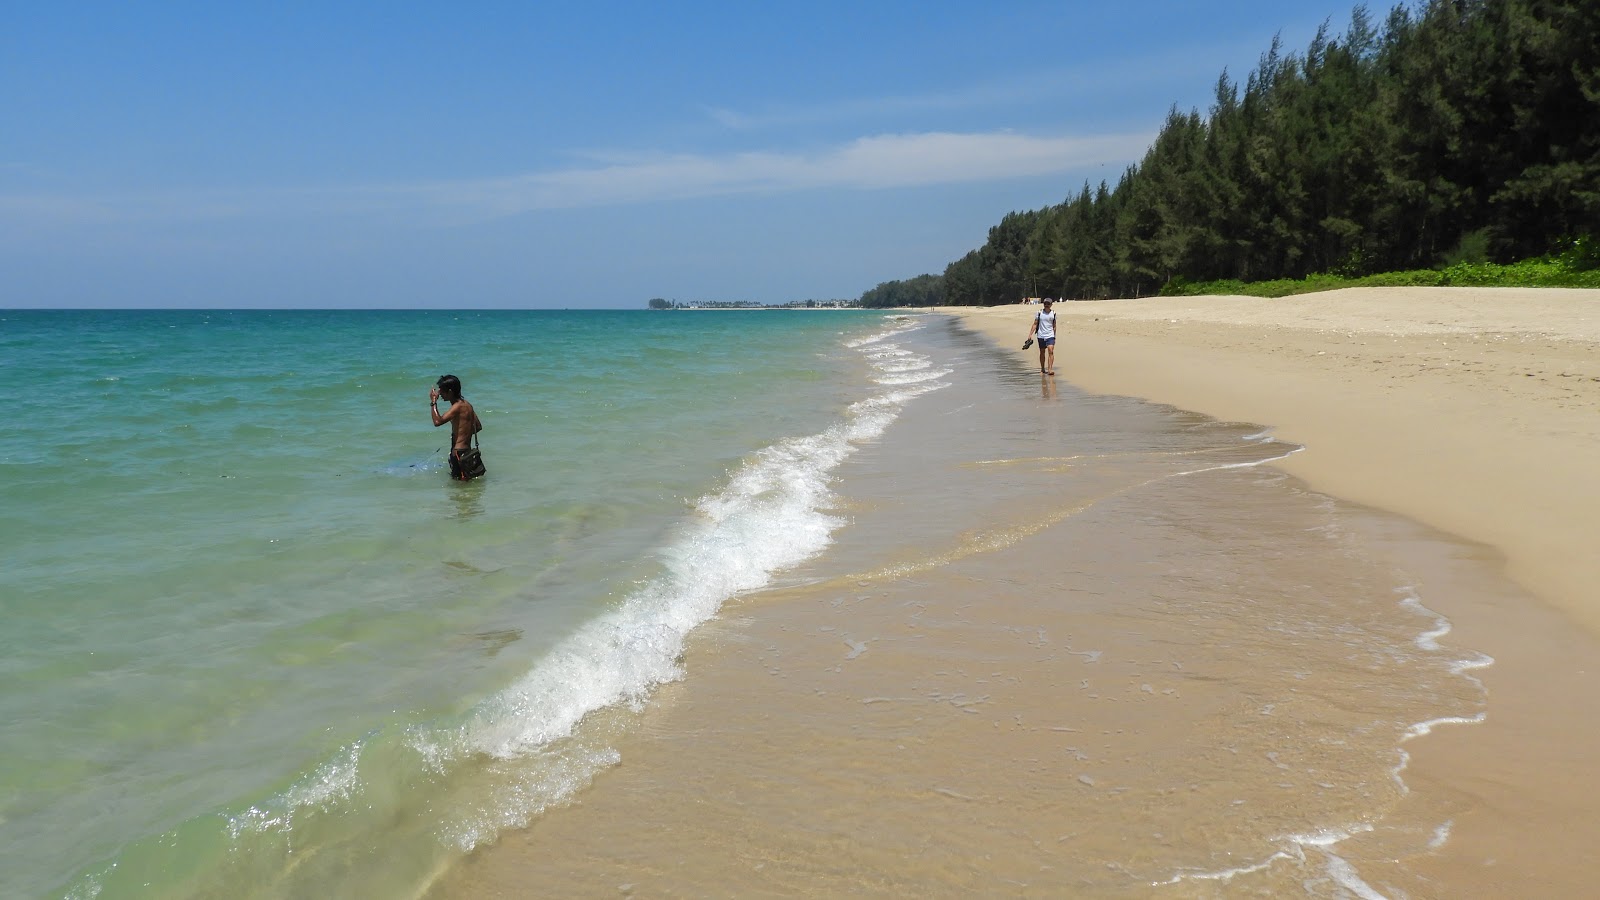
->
xmin=1045 ymin=343 xmax=1055 ymax=375
xmin=1037 ymin=343 xmax=1047 ymax=373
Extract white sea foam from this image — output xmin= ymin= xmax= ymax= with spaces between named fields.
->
xmin=1396 ymin=585 xmax=1496 ymax=684
xmin=1158 ymin=824 xmax=1379 ymax=890
xmin=874 ymin=357 xmax=934 ymax=373
xmin=1159 ymin=579 xmax=1491 ymax=895
xmin=1450 ymin=652 xmax=1495 ymax=675
xmin=862 ymin=329 xmax=940 ymax=385
xmin=1404 ymin=712 xmax=1488 ymax=740
xmin=1428 ymin=820 xmax=1453 ymax=849
xmin=873 ymin=368 xmax=953 ymax=386
xmin=228 ymin=742 xmax=365 ymax=837
xmin=1320 ymin=852 xmax=1390 ymax=899
xmin=409 ymin=317 xmax=947 ymax=848
xmin=845 ymin=316 xmax=920 ymax=348
xmin=1155 ymin=848 xmax=1294 ymax=884
xmin=1170 ymin=444 xmax=1303 ymax=478
xmin=1398 ymin=587 xmax=1453 ymax=651
xmin=1358 ymin=579 xmax=1493 ymax=878
xmin=865 ymin=347 xmax=915 ymax=360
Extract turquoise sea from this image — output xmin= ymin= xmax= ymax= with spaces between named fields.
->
xmin=1 ymin=309 xmax=915 ymax=898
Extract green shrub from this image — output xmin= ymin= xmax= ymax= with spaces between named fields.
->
xmin=1438 ymin=229 xmax=1491 ymax=267
xmin=1165 ymin=253 xmax=1600 ymax=298
xmin=1555 ymin=235 xmax=1600 ymax=272
xmin=1358 ymin=269 xmax=1446 ymax=287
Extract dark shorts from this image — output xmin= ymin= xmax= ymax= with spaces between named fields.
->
xmin=448 ymin=448 xmax=466 ymax=480
xmin=1038 ymin=337 xmax=1056 ymax=348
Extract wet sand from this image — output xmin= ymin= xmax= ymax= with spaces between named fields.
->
xmin=430 ymin=296 xmax=1600 ymax=897
xmin=956 ymin=287 xmax=1600 ymax=628
xmin=951 ymin=288 xmax=1600 ymax=894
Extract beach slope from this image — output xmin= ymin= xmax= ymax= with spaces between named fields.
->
xmin=949 ymin=287 xmax=1600 ymax=631
xmin=947 ymin=287 xmax=1600 ymax=893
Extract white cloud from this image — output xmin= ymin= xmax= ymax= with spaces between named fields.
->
xmin=406 ymin=129 xmax=1153 ymax=214
xmin=695 ymin=48 xmax=1248 ymax=135
xmin=699 ymin=87 xmax=1009 ymax=132
xmin=0 ymin=129 xmax=1154 ymax=227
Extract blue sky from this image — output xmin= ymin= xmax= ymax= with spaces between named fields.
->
xmin=2 ymin=1 xmax=1360 ymax=308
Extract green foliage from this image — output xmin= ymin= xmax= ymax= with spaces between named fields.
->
xmin=1165 ymin=253 xmax=1600 ymax=297
xmin=860 ymin=0 xmax=1600 ymax=305
xmin=860 ymin=273 xmax=946 ymax=308
xmin=1438 ymin=229 xmax=1491 ymax=267
xmin=1353 ymin=270 xmax=1448 ymax=288
xmin=1437 ymin=256 xmax=1600 ymax=288
xmin=1555 ymin=235 xmax=1600 ymax=271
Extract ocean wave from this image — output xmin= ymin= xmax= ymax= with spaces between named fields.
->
xmin=411 ymin=317 xmax=946 ymax=848
xmin=58 ymin=314 xmax=947 ymax=899
xmin=872 ymin=368 xmax=953 ymax=386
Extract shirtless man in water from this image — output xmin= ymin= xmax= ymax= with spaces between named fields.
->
xmin=429 ymin=374 xmax=483 ymax=480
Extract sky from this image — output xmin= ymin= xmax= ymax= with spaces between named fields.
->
xmin=1 ymin=1 xmax=1363 ymax=308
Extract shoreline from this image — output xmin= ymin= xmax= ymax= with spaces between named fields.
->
xmin=421 ymin=292 xmax=1600 ymax=896
xmin=427 ymin=295 xmax=1600 ymax=896
xmin=942 ymin=287 xmax=1600 ymax=892
xmin=943 ymin=287 xmax=1600 ymax=631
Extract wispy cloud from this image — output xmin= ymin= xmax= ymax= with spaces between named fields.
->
xmin=697 ymin=48 xmax=1253 ymax=134
xmin=700 ymin=81 xmax=1036 ymax=132
xmin=409 ymin=130 xmax=1152 ymax=213
xmin=0 ymin=129 xmax=1154 ymax=227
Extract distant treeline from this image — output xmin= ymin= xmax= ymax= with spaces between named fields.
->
xmin=859 ymin=0 xmax=1599 ymax=308
xmin=647 ymin=297 xmax=858 ymax=309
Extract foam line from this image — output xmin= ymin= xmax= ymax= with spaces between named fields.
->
xmin=971 ymin=443 xmax=1286 ymax=467
xmin=407 ymin=317 xmax=947 ymax=849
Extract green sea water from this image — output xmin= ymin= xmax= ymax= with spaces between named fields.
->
xmin=0 ymin=309 xmax=904 ymax=898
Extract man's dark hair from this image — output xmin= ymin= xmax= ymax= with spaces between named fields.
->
xmin=436 ymin=374 xmax=462 ymax=400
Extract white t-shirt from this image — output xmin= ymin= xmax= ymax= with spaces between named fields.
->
xmin=1036 ymin=310 xmax=1056 ymax=340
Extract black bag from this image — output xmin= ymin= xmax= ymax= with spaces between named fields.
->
xmin=455 ymin=446 xmax=486 ymax=480
xmin=452 ymin=418 xmax=486 ymax=480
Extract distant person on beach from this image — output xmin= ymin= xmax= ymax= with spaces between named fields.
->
xmin=1027 ymin=298 xmax=1058 ymax=375
xmin=430 ymin=374 xmax=485 ymax=481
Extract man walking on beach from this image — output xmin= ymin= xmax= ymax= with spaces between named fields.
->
xmin=430 ymin=374 xmax=484 ymax=481
xmin=1027 ymin=298 xmax=1059 ymax=375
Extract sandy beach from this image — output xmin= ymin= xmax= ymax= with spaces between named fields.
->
xmin=950 ymin=287 xmax=1600 ymax=894
xmin=431 ymin=288 xmax=1600 ymax=898
xmin=953 ymin=287 xmax=1600 ymax=630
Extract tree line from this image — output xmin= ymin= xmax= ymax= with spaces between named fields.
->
xmin=648 ymin=297 xmax=858 ymax=309
xmin=859 ymin=0 xmax=1599 ymax=307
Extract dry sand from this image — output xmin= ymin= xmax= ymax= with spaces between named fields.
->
xmin=949 ymin=287 xmax=1600 ymax=894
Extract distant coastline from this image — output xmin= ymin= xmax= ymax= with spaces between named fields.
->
xmin=647 ymin=298 xmax=860 ymax=310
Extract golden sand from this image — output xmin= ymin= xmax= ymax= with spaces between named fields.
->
xmin=948 ymin=288 xmax=1600 ymax=894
